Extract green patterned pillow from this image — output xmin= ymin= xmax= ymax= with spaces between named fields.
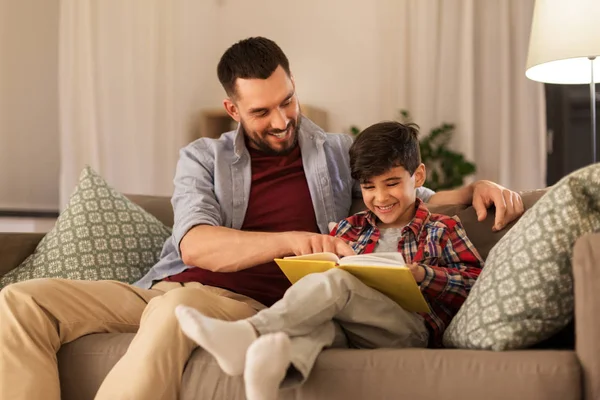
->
xmin=443 ymin=163 xmax=600 ymax=350
xmin=0 ymin=166 xmax=172 ymax=289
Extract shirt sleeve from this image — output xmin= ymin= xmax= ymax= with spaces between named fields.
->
xmin=418 ymin=217 xmax=484 ymax=312
xmin=416 ymin=186 xmax=436 ymax=202
xmin=171 ymin=142 xmax=223 ymax=258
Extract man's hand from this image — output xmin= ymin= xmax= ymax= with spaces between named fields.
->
xmin=471 ymin=180 xmax=524 ymax=231
xmin=285 ymin=232 xmax=355 ymax=257
xmin=408 ymin=263 xmax=426 ymax=283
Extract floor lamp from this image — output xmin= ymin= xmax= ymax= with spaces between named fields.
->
xmin=525 ymin=0 xmax=600 ymax=163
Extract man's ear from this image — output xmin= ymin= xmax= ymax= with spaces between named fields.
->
xmin=414 ymin=163 xmax=426 ymax=187
xmin=223 ymin=98 xmax=240 ymax=122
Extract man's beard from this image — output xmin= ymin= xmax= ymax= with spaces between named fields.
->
xmin=243 ymin=116 xmax=301 ymax=156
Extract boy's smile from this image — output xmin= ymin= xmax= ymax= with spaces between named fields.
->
xmin=360 ymin=164 xmax=426 ymax=228
xmin=375 ymin=203 xmax=397 ymax=213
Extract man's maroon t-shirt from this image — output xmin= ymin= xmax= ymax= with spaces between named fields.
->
xmin=165 ymin=144 xmax=320 ymax=306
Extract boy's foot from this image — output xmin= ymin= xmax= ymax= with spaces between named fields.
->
xmin=174 ymin=305 xmax=256 ymax=376
xmin=244 ymin=332 xmax=292 ymax=400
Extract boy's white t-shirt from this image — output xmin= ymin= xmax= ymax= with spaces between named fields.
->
xmin=374 ymin=227 xmax=405 ymax=253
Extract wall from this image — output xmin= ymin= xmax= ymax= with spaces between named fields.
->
xmin=0 ymin=1 xmax=542 ymax=213
xmin=0 ymin=0 xmax=60 ymax=211
xmin=57 ymin=0 xmax=222 ymax=205
xmin=0 ymin=0 xmax=389 ymax=212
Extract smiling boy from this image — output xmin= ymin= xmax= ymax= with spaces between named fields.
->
xmin=175 ymin=120 xmax=485 ymax=400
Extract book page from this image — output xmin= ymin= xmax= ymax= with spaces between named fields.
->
xmin=339 ymin=252 xmax=405 ymax=267
xmin=283 ymin=252 xmax=341 ymax=263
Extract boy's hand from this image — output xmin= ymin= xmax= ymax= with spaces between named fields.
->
xmin=408 ymin=263 xmax=426 ymax=283
xmin=285 ymin=232 xmax=355 ymax=257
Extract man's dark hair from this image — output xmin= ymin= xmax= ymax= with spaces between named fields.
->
xmin=217 ymin=37 xmax=291 ymax=98
xmin=350 ymin=121 xmax=421 ymax=183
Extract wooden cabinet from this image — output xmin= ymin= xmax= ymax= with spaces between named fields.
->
xmin=195 ymin=105 xmax=328 ymax=139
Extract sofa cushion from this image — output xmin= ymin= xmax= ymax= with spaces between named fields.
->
xmin=125 ymin=194 xmax=174 ymax=228
xmin=426 ymin=189 xmax=547 ymax=260
xmin=0 ymin=233 xmax=45 ymax=278
xmin=449 ymin=189 xmax=548 ymax=260
xmin=0 ymin=167 xmax=172 ymax=289
xmin=57 ymin=333 xmax=580 ymax=400
xmin=444 ymin=164 xmax=600 ymax=350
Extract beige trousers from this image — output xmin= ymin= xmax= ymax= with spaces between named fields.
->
xmin=249 ymin=268 xmax=429 ymax=387
xmin=0 ymin=278 xmax=263 ymax=400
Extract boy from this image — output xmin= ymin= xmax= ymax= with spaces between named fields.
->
xmin=175 ymin=121 xmax=484 ymax=400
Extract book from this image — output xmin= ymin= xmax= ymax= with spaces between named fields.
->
xmin=275 ymin=252 xmax=430 ymax=313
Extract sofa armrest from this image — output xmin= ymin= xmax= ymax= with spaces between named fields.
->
xmin=0 ymin=233 xmax=44 ymax=278
xmin=573 ymin=233 xmax=600 ymax=400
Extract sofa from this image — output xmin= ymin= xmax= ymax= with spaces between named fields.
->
xmin=0 ymin=189 xmax=597 ymax=400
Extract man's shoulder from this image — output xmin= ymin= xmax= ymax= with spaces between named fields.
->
xmin=181 ymin=131 xmax=236 ymax=158
xmin=301 ymin=116 xmax=353 ymax=151
xmin=322 ymin=131 xmax=353 ymax=152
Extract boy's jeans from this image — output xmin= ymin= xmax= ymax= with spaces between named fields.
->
xmin=249 ymin=268 xmax=429 ymax=386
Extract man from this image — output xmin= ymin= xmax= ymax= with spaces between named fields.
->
xmin=0 ymin=37 xmax=523 ymax=400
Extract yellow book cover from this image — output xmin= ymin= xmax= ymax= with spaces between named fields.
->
xmin=275 ymin=252 xmax=430 ymax=313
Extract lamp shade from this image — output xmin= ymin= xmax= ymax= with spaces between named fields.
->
xmin=526 ymin=0 xmax=600 ymax=84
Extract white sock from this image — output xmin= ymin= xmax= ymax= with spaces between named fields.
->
xmin=174 ymin=304 xmax=257 ymax=376
xmin=244 ymin=332 xmax=292 ymax=400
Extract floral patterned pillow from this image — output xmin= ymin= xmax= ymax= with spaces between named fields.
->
xmin=0 ymin=166 xmax=171 ymax=289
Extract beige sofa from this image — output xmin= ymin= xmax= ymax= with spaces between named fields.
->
xmin=1 ymin=189 xmax=598 ymax=400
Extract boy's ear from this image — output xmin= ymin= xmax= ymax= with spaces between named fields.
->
xmin=223 ymin=98 xmax=241 ymax=122
xmin=414 ymin=163 xmax=426 ymax=187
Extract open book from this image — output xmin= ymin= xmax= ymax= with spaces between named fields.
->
xmin=275 ymin=252 xmax=430 ymax=313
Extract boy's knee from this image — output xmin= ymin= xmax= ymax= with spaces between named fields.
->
xmin=303 ymin=268 xmax=357 ymax=294
xmin=323 ymin=268 xmax=355 ymax=284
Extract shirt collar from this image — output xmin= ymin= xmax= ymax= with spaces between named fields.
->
xmin=233 ymin=123 xmax=247 ymax=161
xmin=406 ymin=198 xmax=431 ymax=237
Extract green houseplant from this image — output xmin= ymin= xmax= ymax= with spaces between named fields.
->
xmin=349 ymin=110 xmax=476 ymax=192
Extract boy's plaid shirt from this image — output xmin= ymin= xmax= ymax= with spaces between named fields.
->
xmin=330 ymin=199 xmax=484 ymax=347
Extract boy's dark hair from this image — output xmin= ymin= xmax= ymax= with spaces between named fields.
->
xmin=350 ymin=121 xmax=421 ymax=183
xmin=217 ymin=37 xmax=291 ymax=98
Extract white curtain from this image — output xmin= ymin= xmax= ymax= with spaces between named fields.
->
xmin=377 ymin=0 xmax=546 ymax=191
xmin=58 ymin=0 xmax=220 ymax=208
xmin=58 ymin=0 xmax=545 ymax=208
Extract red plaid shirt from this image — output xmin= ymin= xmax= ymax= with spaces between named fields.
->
xmin=330 ymin=199 xmax=484 ymax=347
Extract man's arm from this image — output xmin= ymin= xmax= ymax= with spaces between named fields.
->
xmin=173 ymin=143 xmax=353 ymax=273
xmin=427 ymin=180 xmax=524 ymax=231
xmin=354 ymin=178 xmax=524 ymax=231
xmin=180 ymin=226 xmax=353 ymax=273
